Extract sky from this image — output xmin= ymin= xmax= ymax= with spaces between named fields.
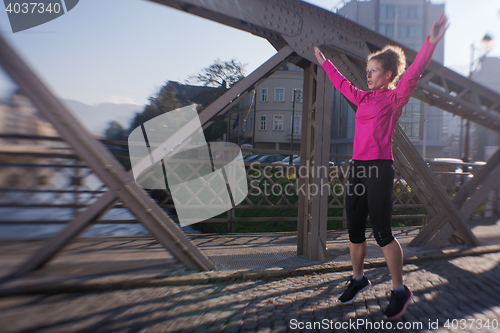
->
xmin=1 ymin=0 xmax=499 ymax=107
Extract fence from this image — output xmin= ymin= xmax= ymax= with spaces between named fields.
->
xmin=1 ymin=134 xmax=495 ymax=235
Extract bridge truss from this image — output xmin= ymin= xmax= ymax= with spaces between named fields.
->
xmin=1 ymin=0 xmax=499 ymax=277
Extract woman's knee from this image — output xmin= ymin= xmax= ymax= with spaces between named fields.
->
xmin=374 ymin=230 xmax=394 ymax=247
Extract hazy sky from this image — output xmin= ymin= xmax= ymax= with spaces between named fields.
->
xmin=1 ymin=0 xmax=499 ymax=106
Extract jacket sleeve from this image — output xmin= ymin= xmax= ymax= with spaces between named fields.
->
xmin=394 ymin=36 xmax=438 ymax=105
xmin=322 ymin=60 xmax=362 ymax=106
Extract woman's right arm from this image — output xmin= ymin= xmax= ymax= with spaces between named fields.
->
xmin=314 ymin=47 xmax=362 ymax=106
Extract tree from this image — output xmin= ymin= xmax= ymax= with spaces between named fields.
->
xmin=128 ymin=82 xmax=179 ymax=132
xmin=105 ymin=121 xmax=126 ymax=141
xmin=189 ymin=58 xmax=246 ymax=89
xmin=187 ymin=58 xmax=247 ymax=142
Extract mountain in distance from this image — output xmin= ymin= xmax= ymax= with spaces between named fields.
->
xmin=62 ymin=99 xmax=144 ymax=135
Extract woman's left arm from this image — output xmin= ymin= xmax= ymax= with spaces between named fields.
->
xmin=395 ymin=13 xmax=448 ymax=105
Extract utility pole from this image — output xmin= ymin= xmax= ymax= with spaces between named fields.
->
xmin=289 ymin=89 xmax=301 ymax=165
xmin=423 ymin=103 xmax=427 ymax=159
xmin=252 ymin=89 xmax=257 ymax=147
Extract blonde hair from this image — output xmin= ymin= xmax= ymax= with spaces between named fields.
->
xmin=367 ymin=45 xmax=406 ymax=89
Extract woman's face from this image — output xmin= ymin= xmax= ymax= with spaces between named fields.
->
xmin=366 ymin=59 xmax=392 ymax=90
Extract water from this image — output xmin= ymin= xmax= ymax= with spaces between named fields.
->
xmin=0 ymin=170 xmax=201 ymax=238
xmin=0 ymin=206 xmax=201 ymax=238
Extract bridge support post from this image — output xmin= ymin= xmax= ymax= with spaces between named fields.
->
xmin=297 ymin=63 xmax=332 ymax=262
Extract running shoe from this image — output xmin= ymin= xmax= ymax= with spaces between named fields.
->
xmin=384 ymin=286 xmax=413 ymax=320
xmin=338 ymin=276 xmax=371 ymax=304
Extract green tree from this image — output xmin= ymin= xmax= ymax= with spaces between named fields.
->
xmin=188 ymin=59 xmax=246 ymax=142
xmin=128 ymin=82 xmax=179 ymax=132
xmin=104 ymin=121 xmax=126 ymax=141
xmin=189 ymin=58 xmax=246 ymax=89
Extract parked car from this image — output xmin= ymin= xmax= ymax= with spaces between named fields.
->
xmin=426 ymin=158 xmax=486 ymax=188
xmin=256 ymin=154 xmax=286 ymax=164
xmin=272 ymin=155 xmax=298 ymax=165
xmin=243 ymin=154 xmax=262 ymax=162
xmin=287 ymin=156 xmax=334 ymax=166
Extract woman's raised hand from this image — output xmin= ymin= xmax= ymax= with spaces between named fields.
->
xmin=429 ymin=13 xmax=449 ymax=44
xmin=314 ymin=46 xmax=326 ymax=65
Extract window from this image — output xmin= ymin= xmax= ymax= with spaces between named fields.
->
xmin=408 ymin=6 xmax=417 ymax=19
xmin=408 ymin=25 xmax=415 ymax=38
xmin=386 ymin=24 xmax=394 ymax=38
xmin=274 ymin=115 xmax=283 ymax=130
xmin=403 ymin=103 xmax=413 ymax=118
xmin=259 ymin=115 xmax=267 ymax=130
xmin=293 ymin=88 xmax=303 ymax=103
xmin=397 ymin=25 xmax=409 ymax=38
xmin=291 ymin=115 xmax=301 ymax=136
xmin=387 ymin=5 xmax=395 ymax=18
xmin=379 ymin=24 xmax=386 ymax=36
xmin=248 ymin=117 xmax=253 ymax=132
xmin=275 ymin=88 xmax=285 ymax=102
xmin=261 ymin=88 xmax=268 ymax=102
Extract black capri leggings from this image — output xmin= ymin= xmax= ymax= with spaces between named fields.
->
xmin=345 ymin=159 xmax=395 ymax=247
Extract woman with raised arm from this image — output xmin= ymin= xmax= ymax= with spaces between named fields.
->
xmin=314 ymin=13 xmax=448 ymax=320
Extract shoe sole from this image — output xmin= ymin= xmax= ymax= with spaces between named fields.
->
xmin=338 ymin=280 xmax=371 ymax=304
xmin=385 ymin=290 xmax=413 ymax=320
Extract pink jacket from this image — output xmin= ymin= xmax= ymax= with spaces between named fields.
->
xmin=322 ymin=36 xmax=437 ymax=161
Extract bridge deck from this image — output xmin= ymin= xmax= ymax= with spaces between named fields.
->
xmin=0 ymin=215 xmax=498 ymax=296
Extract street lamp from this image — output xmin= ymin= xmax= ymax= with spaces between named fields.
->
xmin=461 ymin=34 xmax=495 ymax=161
xmin=289 ymin=88 xmax=302 ymax=165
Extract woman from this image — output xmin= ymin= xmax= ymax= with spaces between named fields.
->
xmin=314 ymin=13 xmax=448 ymax=320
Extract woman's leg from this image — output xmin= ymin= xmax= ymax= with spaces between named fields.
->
xmin=350 ymin=241 xmax=367 ymax=277
xmin=381 ymin=238 xmax=403 ymax=288
xmin=345 ymin=162 xmax=369 ymax=277
xmin=366 ymin=161 xmax=402 ymax=287
xmin=338 ymin=162 xmax=372 ymax=304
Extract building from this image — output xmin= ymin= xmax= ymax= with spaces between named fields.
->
xmin=234 ymin=63 xmax=304 ymax=151
xmin=336 ymin=0 xmax=450 ymax=159
xmin=469 ymin=56 xmax=500 ymax=161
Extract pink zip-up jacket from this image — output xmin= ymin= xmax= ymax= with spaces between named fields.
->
xmin=322 ymin=36 xmax=437 ymax=161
